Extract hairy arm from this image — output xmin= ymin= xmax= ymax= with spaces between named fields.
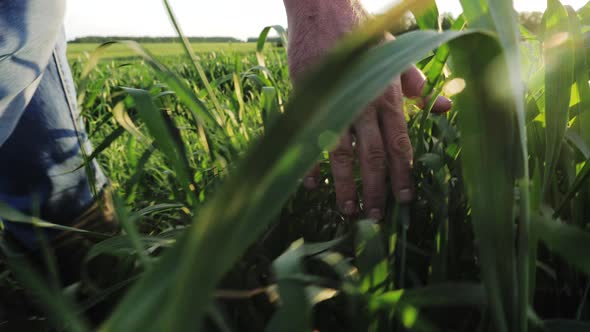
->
xmin=283 ymin=0 xmax=368 ymax=83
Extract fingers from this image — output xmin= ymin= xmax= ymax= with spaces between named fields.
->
xmin=303 ymin=164 xmax=321 ymax=190
xmin=353 ymin=106 xmax=387 ymax=221
xmin=401 ymin=65 xmax=452 ymax=114
xmin=329 ymin=131 xmax=358 ymax=216
xmin=379 ymin=82 xmax=415 ymax=204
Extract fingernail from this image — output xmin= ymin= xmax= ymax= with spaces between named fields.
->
xmin=397 ymin=188 xmax=414 ymax=204
xmin=303 ymin=177 xmax=317 ymax=189
xmin=343 ymin=201 xmax=356 ymax=215
xmin=433 ymin=96 xmax=453 ymax=114
xmin=369 ymin=208 xmax=383 ymax=221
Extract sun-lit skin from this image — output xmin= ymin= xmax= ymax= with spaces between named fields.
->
xmin=282 ymin=0 xmax=452 ymax=220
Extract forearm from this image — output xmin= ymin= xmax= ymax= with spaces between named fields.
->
xmin=282 ymin=0 xmax=366 ymax=33
xmin=282 ymin=0 xmax=368 ymax=82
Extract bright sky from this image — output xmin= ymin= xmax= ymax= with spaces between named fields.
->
xmin=64 ymin=0 xmax=587 ymax=40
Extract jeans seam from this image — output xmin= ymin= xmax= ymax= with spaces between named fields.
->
xmin=52 ymin=49 xmax=82 ymax=140
xmin=52 ymin=48 xmax=102 ymax=195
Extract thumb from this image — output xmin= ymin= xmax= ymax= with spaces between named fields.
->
xmin=401 ymin=65 xmax=452 ymax=114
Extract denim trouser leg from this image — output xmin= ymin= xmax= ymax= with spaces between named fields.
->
xmin=0 ymin=1 xmax=107 ymax=249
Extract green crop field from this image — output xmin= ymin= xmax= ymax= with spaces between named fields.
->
xmin=3 ymin=0 xmax=590 ymax=331
xmin=67 ymin=42 xmax=263 ymax=60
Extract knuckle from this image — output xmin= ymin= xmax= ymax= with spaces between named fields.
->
xmin=379 ymin=85 xmax=403 ymax=110
xmin=331 ymin=148 xmax=354 ymax=166
xmin=365 ymin=146 xmax=386 ymax=171
xmin=390 ymin=133 xmax=413 ymax=159
xmin=335 ymin=182 xmax=356 ymax=198
xmin=356 ymin=107 xmax=377 ymax=126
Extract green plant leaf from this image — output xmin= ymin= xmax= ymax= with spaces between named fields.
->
xmin=544 ymin=319 xmax=590 ymax=331
xmin=486 ymin=0 xmax=530 ymax=330
xmin=266 ymin=239 xmax=311 ymax=332
xmin=123 ymin=87 xmax=196 ymax=202
xmin=543 ymin=0 xmax=575 ymax=197
xmin=257 ymin=25 xmax=288 ymax=69
xmin=412 ymin=0 xmax=440 ymax=31
xmin=449 ymin=33 xmax=519 ymax=332
xmin=534 ymin=209 xmax=590 ymax=274
xmin=554 ymin=158 xmax=590 ymax=216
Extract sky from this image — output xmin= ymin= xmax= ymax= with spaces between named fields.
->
xmin=64 ymin=0 xmax=588 ymax=40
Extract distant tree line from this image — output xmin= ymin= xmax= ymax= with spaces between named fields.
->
xmin=246 ymin=37 xmax=283 ymax=43
xmin=400 ymin=11 xmax=544 ymax=35
xmin=69 ymin=36 xmax=244 ymax=43
xmin=71 ymin=12 xmax=544 ymax=45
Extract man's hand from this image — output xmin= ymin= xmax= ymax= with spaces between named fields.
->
xmin=283 ymin=0 xmax=451 ymax=220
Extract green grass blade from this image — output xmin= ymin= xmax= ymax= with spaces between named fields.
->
xmin=111 ymin=195 xmax=152 ymax=269
xmin=161 ymin=0 xmax=225 ymax=124
xmin=0 ymin=202 xmax=107 ymax=236
xmin=123 ymin=87 xmax=196 ymax=202
xmin=70 ymin=126 xmax=126 ymax=172
xmin=256 ymin=26 xmax=288 ymax=69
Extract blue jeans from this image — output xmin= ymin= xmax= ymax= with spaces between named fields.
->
xmin=0 ymin=0 xmax=107 ymax=249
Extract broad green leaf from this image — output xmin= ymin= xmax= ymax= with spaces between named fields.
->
xmin=369 ymin=283 xmax=486 ymax=311
xmin=449 ymin=34 xmax=518 ymax=332
xmin=567 ymin=7 xmax=590 ymax=160
xmin=267 ymin=238 xmax=343 ymax=332
xmin=486 ymin=0 xmax=530 ymax=330
xmin=459 ymin=0 xmax=493 ymax=29
xmin=85 ymin=235 xmax=175 ymax=262
xmin=266 ymin=240 xmax=310 ymax=332
xmin=412 ymin=0 xmax=440 ymax=31
xmin=543 ymin=0 xmax=575 ymax=197
xmin=356 ymin=220 xmax=388 ymax=293
xmin=554 ymin=159 xmax=590 ymax=216
xmin=578 ymin=1 xmax=590 ymax=25
xmin=534 ymin=210 xmax=590 ymax=274
xmin=566 ymin=129 xmax=590 ymax=159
